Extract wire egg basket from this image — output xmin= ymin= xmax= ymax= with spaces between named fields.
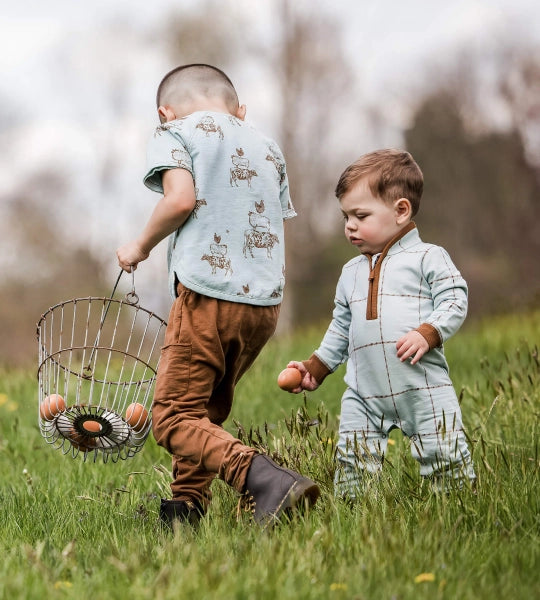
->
xmin=36 ymin=270 xmax=167 ymax=462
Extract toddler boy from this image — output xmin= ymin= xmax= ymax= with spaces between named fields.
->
xmin=286 ymin=149 xmax=475 ymax=497
xmin=117 ymin=64 xmax=319 ymax=526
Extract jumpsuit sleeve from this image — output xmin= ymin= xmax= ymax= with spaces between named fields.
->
xmin=417 ymin=245 xmax=468 ymax=346
xmin=304 ymin=273 xmax=351 ymax=381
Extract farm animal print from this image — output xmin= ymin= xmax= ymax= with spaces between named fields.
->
xmin=230 ymin=148 xmax=258 ymax=187
xmin=201 ymin=234 xmax=233 ymax=276
xmin=192 ymin=188 xmax=207 ymax=219
xmin=243 ymin=199 xmax=279 ymax=259
xmin=171 ymin=147 xmax=191 ymax=170
xmin=196 ymin=115 xmax=224 ymax=140
xmin=265 ymin=144 xmax=286 ymax=185
xmin=144 ymin=110 xmax=293 ymax=304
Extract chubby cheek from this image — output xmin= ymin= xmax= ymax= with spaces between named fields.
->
xmin=359 ymin=220 xmax=378 ymax=238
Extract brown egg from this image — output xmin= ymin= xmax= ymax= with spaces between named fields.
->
xmin=277 ymin=367 xmax=302 ymax=391
xmin=68 ymin=427 xmax=97 ymax=451
xmin=39 ymin=394 xmax=66 ymax=420
xmin=125 ymin=403 xmax=149 ymax=432
xmin=81 ymin=420 xmax=102 ymax=433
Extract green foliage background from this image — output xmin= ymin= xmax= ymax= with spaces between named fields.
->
xmin=0 ymin=311 xmax=538 ymax=599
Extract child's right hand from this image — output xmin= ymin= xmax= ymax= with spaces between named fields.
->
xmin=117 ymin=241 xmax=149 ymax=272
xmin=286 ymin=361 xmax=320 ymax=393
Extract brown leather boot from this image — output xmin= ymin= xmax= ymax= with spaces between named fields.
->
xmin=159 ymin=498 xmax=204 ymax=529
xmin=244 ymin=454 xmax=320 ymax=526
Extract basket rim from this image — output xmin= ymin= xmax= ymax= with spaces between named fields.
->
xmin=37 ymin=345 xmax=159 ymax=384
xmin=36 ymin=295 xmax=167 ymax=333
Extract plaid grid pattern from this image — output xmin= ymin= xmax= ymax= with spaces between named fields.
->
xmin=311 ymin=226 xmax=475 ymax=493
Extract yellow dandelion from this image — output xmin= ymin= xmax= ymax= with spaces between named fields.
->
xmin=387 ymin=438 xmax=396 ymax=446
xmin=53 ymin=581 xmax=73 ymax=590
xmin=330 ymin=583 xmax=348 ymax=591
xmin=414 ymin=572 xmax=436 ymax=584
xmin=0 ymin=393 xmax=7 ymax=406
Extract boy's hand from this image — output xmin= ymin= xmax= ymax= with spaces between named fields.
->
xmin=286 ymin=361 xmax=320 ymax=393
xmin=117 ymin=241 xmax=149 ymax=272
xmin=396 ymin=331 xmax=429 ymax=365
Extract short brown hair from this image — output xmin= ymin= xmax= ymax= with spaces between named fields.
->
xmin=156 ymin=64 xmax=239 ymax=113
xmin=335 ymin=149 xmax=423 ymax=216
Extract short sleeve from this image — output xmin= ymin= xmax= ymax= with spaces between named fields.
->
xmin=280 ymin=169 xmax=296 ymax=220
xmin=266 ymin=142 xmax=296 ymax=219
xmin=143 ymin=126 xmax=194 ymax=193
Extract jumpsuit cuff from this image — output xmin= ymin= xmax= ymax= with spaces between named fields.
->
xmin=415 ymin=323 xmax=442 ymax=350
xmin=302 ymin=354 xmax=332 ymax=384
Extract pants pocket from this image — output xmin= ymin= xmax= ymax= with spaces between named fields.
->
xmin=154 ymin=343 xmax=192 ymax=400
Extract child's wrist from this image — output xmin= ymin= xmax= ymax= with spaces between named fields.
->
xmin=415 ymin=323 xmax=441 ymax=349
xmin=136 ymin=238 xmax=152 ymax=257
xmin=302 ymin=354 xmax=330 ymax=384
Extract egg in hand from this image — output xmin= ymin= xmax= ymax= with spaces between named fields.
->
xmin=277 ymin=367 xmax=302 ymax=392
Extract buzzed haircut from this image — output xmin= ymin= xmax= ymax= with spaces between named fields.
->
xmin=156 ymin=64 xmax=239 ymax=113
xmin=335 ymin=149 xmax=424 ymax=216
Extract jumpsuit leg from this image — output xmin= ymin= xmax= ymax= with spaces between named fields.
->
xmin=407 ymin=388 xmax=475 ymax=488
xmin=334 ymin=388 xmax=392 ymax=499
xmin=151 ymin=284 xmax=279 ymax=508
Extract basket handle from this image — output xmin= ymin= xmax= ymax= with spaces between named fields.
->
xmin=84 ymin=268 xmax=138 ymax=372
xmin=107 ymin=267 xmax=139 ymax=305
xmin=125 ymin=267 xmax=139 ymax=305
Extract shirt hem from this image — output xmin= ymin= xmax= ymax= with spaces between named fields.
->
xmin=172 ymin=273 xmax=283 ymax=306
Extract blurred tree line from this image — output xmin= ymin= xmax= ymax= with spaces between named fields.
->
xmin=159 ymin=1 xmax=539 ymax=324
xmin=407 ymin=42 xmax=540 ymax=316
xmin=1 ymin=1 xmax=539 ymax=366
xmin=0 ymin=173 xmax=110 ymax=366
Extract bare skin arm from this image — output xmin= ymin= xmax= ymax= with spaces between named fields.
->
xmin=117 ymin=168 xmax=196 ymax=271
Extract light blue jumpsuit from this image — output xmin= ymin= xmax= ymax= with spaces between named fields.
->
xmin=304 ymin=224 xmax=475 ymax=496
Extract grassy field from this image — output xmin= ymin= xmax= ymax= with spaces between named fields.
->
xmin=0 ymin=311 xmax=538 ymax=599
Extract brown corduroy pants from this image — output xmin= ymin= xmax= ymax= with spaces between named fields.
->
xmin=151 ymin=283 xmax=280 ymax=508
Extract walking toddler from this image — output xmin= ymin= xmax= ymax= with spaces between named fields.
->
xmin=117 ymin=64 xmax=319 ymax=526
xmin=285 ymin=149 xmax=475 ymax=497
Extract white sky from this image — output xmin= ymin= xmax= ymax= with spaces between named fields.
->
xmin=2 ymin=0 xmax=539 ymax=114
xmin=1 ymin=0 xmax=539 ymax=312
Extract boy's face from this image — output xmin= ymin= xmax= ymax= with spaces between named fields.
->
xmin=340 ymin=179 xmax=411 ymax=255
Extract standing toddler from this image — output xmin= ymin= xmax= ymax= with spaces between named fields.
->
xmin=286 ymin=149 xmax=475 ymax=497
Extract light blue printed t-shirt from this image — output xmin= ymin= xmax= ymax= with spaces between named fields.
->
xmin=144 ymin=111 xmax=296 ymax=305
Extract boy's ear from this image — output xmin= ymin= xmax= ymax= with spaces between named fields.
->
xmin=394 ymin=198 xmax=412 ymax=224
xmin=158 ymin=105 xmax=176 ymax=123
xmin=236 ymin=104 xmax=247 ymax=121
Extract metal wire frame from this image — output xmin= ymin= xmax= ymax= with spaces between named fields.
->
xmin=37 ymin=292 xmax=167 ymax=463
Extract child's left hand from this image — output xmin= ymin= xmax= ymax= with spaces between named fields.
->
xmin=396 ymin=331 xmax=429 ymax=365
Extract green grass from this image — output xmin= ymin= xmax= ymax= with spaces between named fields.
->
xmin=0 ymin=311 xmax=538 ymax=599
